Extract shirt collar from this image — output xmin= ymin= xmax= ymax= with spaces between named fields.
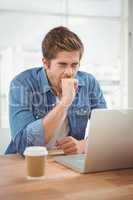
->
xmin=39 ymin=67 xmax=85 ymax=93
xmin=39 ymin=67 xmax=51 ymax=93
xmin=75 ymin=72 xmax=85 ymax=87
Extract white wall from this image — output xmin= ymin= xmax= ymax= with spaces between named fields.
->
xmin=128 ymin=0 xmax=133 ymax=107
xmin=0 ymin=128 xmax=11 ymax=154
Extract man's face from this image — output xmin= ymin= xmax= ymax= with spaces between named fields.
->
xmin=42 ymin=51 xmax=80 ymax=95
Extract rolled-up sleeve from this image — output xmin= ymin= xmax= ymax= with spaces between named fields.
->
xmin=8 ymin=78 xmax=45 ymax=154
xmin=26 ymin=119 xmax=44 ymax=146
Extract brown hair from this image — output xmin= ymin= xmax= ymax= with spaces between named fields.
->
xmin=42 ymin=26 xmax=84 ymax=60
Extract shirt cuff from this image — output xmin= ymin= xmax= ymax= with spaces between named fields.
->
xmin=26 ymin=119 xmax=45 ymax=146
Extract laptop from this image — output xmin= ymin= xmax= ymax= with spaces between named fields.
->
xmin=54 ymin=109 xmax=133 ymax=173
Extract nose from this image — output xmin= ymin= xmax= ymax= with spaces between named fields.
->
xmin=64 ymin=67 xmax=73 ymax=78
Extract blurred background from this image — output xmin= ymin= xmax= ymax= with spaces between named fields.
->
xmin=0 ymin=0 xmax=132 ymax=153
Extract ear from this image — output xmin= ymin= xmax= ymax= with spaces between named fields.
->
xmin=42 ymin=58 xmax=49 ymax=70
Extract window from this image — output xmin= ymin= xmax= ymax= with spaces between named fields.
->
xmin=0 ymin=0 xmax=128 ymax=128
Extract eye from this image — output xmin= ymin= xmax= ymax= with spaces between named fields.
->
xmin=72 ymin=64 xmax=78 ymax=69
xmin=58 ymin=63 xmax=67 ymax=68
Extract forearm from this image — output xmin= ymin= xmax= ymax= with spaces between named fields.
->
xmin=43 ymin=78 xmax=78 ymax=144
xmin=42 ymin=100 xmax=69 ymax=144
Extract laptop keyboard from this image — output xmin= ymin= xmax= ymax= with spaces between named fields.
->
xmin=55 ymin=154 xmax=85 ymax=167
xmin=66 ymin=156 xmax=85 ymax=165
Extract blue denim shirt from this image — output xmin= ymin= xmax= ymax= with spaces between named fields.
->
xmin=5 ymin=67 xmax=107 ymax=154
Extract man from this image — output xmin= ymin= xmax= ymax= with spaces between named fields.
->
xmin=6 ymin=26 xmax=107 ymax=155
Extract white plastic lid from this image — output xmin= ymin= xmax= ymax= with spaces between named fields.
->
xmin=24 ymin=146 xmax=48 ymax=156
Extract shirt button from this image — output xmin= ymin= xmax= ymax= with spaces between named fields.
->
xmin=36 ymin=115 xmax=39 ymax=119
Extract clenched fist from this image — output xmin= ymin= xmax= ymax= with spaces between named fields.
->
xmin=60 ymin=78 xmax=78 ymax=107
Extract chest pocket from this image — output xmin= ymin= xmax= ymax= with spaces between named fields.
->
xmin=76 ymin=105 xmax=90 ymax=131
xmin=33 ymin=103 xmax=56 ymax=119
xmin=75 ymin=106 xmax=90 ymax=117
xmin=69 ymin=104 xmax=90 ymax=139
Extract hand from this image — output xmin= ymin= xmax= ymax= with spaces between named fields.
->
xmin=60 ymin=78 xmax=78 ymax=107
xmin=56 ymin=136 xmax=86 ymax=155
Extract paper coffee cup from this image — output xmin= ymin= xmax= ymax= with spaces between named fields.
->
xmin=24 ymin=146 xmax=48 ymax=180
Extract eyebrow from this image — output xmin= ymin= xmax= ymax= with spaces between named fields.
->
xmin=72 ymin=62 xmax=79 ymax=65
xmin=58 ymin=62 xmax=79 ymax=65
xmin=58 ymin=62 xmax=67 ymax=65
